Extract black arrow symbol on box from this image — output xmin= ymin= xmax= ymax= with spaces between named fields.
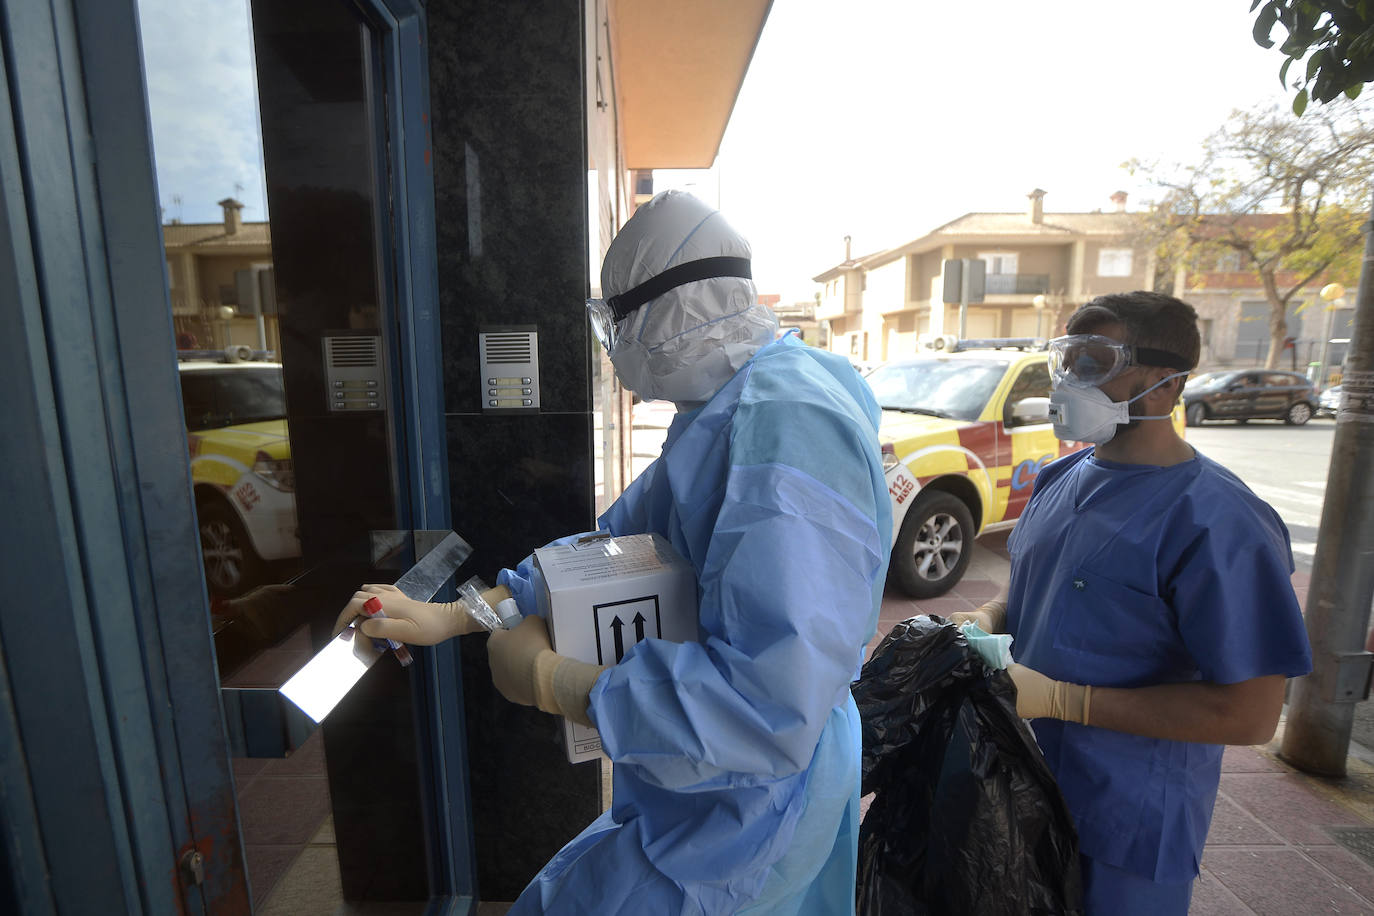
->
xmin=633 ymin=612 xmax=646 ymax=642
xmin=610 ymin=616 xmax=625 ymax=662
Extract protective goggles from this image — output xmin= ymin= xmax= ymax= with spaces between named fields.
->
xmin=585 ymin=297 xmax=621 ymax=352
xmin=586 ymin=255 xmax=752 ymax=352
xmin=1047 ymin=334 xmax=1191 ymax=386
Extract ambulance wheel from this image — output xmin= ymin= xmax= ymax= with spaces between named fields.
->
xmin=197 ymin=498 xmax=265 ymax=597
xmin=891 ymin=490 xmax=976 ymax=599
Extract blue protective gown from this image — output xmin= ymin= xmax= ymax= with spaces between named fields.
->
xmin=1007 ymin=447 xmax=1312 ymax=905
xmin=497 ymin=335 xmax=891 ymax=914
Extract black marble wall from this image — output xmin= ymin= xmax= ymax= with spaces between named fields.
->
xmin=427 ymin=0 xmax=602 ymax=902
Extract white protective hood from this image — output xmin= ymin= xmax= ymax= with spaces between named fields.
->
xmin=601 ymin=190 xmax=777 ymax=405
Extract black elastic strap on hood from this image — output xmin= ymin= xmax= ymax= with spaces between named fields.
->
xmin=606 ymin=256 xmax=752 ymax=323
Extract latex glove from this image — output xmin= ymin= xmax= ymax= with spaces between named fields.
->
xmin=1007 ymin=663 xmax=1093 ymax=724
xmin=949 ymin=598 xmax=1008 ymax=634
xmin=331 ymin=583 xmax=508 ymax=644
xmin=487 ymin=615 xmax=606 ymax=727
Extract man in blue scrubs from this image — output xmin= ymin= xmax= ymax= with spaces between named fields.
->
xmin=341 ymin=191 xmax=891 ymax=913
xmin=954 ymin=291 xmax=1311 ymax=914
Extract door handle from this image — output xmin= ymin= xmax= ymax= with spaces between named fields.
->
xmin=220 ymin=530 xmax=472 ymax=757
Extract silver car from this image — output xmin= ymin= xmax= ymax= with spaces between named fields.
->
xmin=1317 ymin=385 xmax=1342 ymax=418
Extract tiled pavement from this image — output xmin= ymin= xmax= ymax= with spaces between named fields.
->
xmin=880 ymin=530 xmax=1374 ymax=914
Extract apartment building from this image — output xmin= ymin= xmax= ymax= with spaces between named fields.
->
xmin=814 ymin=189 xmax=1153 ymax=364
xmin=163 ymin=198 xmax=278 ymax=353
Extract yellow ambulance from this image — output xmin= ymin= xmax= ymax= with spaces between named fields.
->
xmin=179 ymin=359 xmax=299 ymax=596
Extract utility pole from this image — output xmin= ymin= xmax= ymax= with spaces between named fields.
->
xmin=1281 ymin=195 xmax=1374 ymax=776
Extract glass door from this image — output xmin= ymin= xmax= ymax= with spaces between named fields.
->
xmin=137 ymin=0 xmax=460 ymax=910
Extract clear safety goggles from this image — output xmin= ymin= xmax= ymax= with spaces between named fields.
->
xmin=1047 ymin=334 xmax=1190 ymax=386
xmin=586 ymin=255 xmax=754 ymax=354
xmin=586 ymin=297 xmax=620 ymax=352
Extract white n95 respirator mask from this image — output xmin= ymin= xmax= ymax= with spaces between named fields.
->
xmin=1048 ymin=371 xmax=1187 ymax=444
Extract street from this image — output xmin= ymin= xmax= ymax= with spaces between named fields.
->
xmin=1186 ymin=417 xmax=1336 ymax=576
xmin=1186 ymin=416 xmax=1374 ymax=754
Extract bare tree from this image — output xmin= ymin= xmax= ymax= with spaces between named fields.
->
xmin=1130 ymin=99 xmax=1374 ymax=367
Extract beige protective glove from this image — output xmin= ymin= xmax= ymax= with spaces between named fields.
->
xmin=949 ymin=598 xmax=1008 ymax=634
xmin=331 ymin=583 xmax=512 ymax=644
xmin=1007 ymin=663 xmax=1093 ymax=724
xmin=487 ymin=615 xmax=606 ymax=727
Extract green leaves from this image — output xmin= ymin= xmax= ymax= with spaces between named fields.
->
xmin=1254 ymin=0 xmax=1281 ymax=49
xmin=1307 ymin=48 xmax=1326 ymax=81
xmin=1254 ymin=0 xmax=1374 ymax=113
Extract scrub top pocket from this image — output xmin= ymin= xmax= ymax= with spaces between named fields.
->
xmin=1051 ymin=566 xmax=1175 ymax=675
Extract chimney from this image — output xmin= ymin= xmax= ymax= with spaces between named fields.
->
xmin=1110 ymin=190 xmax=1128 ymax=213
xmin=1027 ymin=188 xmax=1046 ymax=224
xmin=218 ymin=197 xmax=244 ymax=235
xmin=844 ymin=235 xmax=852 ymax=261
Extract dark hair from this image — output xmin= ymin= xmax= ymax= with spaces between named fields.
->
xmin=1065 ymin=291 xmax=1200 ymax=370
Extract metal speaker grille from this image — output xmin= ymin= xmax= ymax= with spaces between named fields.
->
xmin=326 ymin=336 xmax=379 ymax=368
xmin=483 ymin=333 xmax=533 ymax=364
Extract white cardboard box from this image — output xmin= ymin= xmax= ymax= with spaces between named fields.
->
xmin=533 ymin=532 xmax=698 ymax=763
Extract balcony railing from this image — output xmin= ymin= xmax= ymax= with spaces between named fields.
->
xmin=985 ymin=273 xmax=1050 ymax=295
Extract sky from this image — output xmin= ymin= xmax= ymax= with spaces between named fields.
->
xmin=658 ymin=0 xmax=1299 ymax=302
xmin=138 ymin=0 xmax=266 ymax=226
xmin=137 ymin=0 xmax=1298 ymax=302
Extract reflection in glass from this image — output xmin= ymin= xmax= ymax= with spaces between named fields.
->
xmin=138 ymin=0 xmax=425 ymax=909
xmin=181 ymin=363 xmax=288 ymax=430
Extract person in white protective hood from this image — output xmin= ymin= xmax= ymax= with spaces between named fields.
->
xmin=337 ymin=190 xmax=891 ymax=913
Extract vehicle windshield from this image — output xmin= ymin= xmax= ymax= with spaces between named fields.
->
xmin=1184 ymin=370 xmax=1228 ymax=389
xmin=182 ymin=367 xmax=288 ymax=431
xmin=865 ymin=358 xmax=1009 ymax=421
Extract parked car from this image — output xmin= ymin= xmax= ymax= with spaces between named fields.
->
xmin=179 ymin=359 xmax=299 ymax=595
xmin=1182 ymin=369 xmax=1318 ymax=427
xmin=867 ymin=341 xmax=1190 ymax=599
xmin=1317 ymin=384 xmax=1342 ymax=418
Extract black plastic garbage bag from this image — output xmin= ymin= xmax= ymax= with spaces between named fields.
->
xmin=852 ymin=615 xmax=1083 ymax=916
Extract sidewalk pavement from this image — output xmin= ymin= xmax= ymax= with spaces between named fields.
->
xmin=877 ymin=530 xmax=1374 ymax=915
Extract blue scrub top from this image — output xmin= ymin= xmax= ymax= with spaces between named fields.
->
xmin=499 ymin=335 xmax=892 ymax=913
xmin=1007 ymin=447 xmax=1311 ymax=883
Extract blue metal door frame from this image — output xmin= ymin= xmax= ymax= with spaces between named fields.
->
xmin=0 ymin=0 xmax=471 ymax=910
xmin=1 ymin=0 xmax=240 ymax=909
xmin=357 ymin=0 xmax=479 ymax=907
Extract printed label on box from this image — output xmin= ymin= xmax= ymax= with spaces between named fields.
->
xmin=593 ymin=596 xmax=662 ymax=665
xmin=534 ymin=532 xmax=698 ymax=764
xmin=570 ymin=721 xmax=602 ymax=756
